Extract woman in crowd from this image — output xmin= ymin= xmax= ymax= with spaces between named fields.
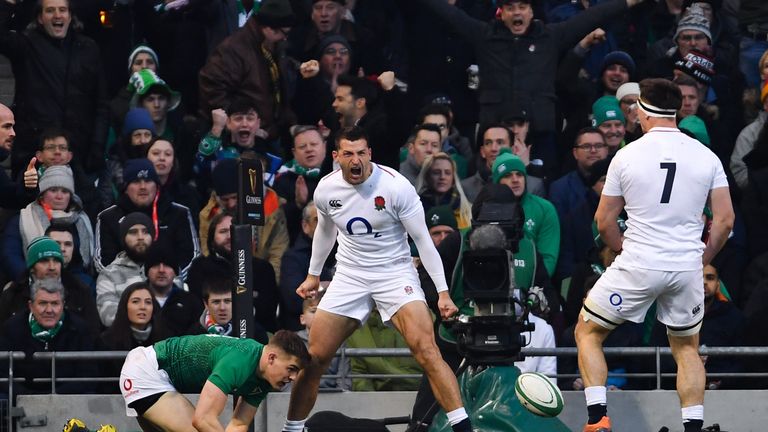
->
xmin=415 ymin=152 xmax=472 ymax=229
xmin=1 ymin=166 xmax=93 ymax=281
xmin=145 ymin=138 xmax=201 ymax=227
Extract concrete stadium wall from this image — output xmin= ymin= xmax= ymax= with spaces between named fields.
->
xmin=13 ymin=390 xmax=768 ymax=432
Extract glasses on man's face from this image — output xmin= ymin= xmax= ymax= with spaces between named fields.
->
xmin=574 ymin=143 xmax=608 ymax=151
xmin=678 ymin=33 xmax=707 ymax=43
xmin=43 ymin=144 xmax=69 ymax=152
xmin=426 ymin=123 xmax=447 ymax=131
xmin=323 ymin=47 xmax=349 ymax=56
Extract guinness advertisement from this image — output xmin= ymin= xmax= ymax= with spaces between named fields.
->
xmin=236 ymin=157 xmax=265 ymax=226
xmin=231 ymin=224 xmax=254 ymax=340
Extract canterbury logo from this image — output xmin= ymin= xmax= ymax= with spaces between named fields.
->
xmin=329 ymin=200 xmax=342 ymax=208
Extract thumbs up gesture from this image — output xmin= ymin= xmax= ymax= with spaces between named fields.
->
xmin=23 ymin=157 xmax=38 ymax=189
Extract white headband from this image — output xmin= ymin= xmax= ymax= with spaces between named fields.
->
xmin=637 ymin=98 xmax=678 ymax=118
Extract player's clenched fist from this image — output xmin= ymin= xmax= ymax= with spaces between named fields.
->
xmin=437 ymin=291 xmax=458 ymax=320
xmin=296 ymin=274 xmax=321 ymax=299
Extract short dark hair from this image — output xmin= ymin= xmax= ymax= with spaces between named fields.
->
xmin=334 ymin=125 xmax=369 ymax=149
xmin=269 ymin=330 xmax=311 ymax=368
xmin=336 ymin=75 xmax=378 ymax=107
xmin=202 ymin=277 xmax=233 ymax=302
xmin=45 ymin=221 xmax=76 ymax=238
xmin=673 ymin=74 xmax=699 ymax=89
xmin=575 ymin=127 xmax=606 ymax=145
xmin=226 ymin=97 xmax=260 ymax=117
xmin=417 ymin=103 xmax=452 ymax=127
xmin=38 ymin=127 xmax=70 ymax=151
xmin=639 ymin=78 xmax=682 ymax=111
xmin=479 ymin=123 xmax=513 ymax=145
xmin=412 ymin=123 xmax=442 ymax=140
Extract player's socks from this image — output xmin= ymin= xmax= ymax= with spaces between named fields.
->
xmin=585 ymin=386 xmax=608 ymax=424
xmin=450 ymin=418 xmax=472 ymax=432
xmin=682 ymin=405 xmax=704 ymax=432
xmin=446 ymin=408 xmax=471 ymax=432
xmin=683 ymin=420 xmax=703 ymax=432
xmin=282 ymin=419 xmax=306 ymax=432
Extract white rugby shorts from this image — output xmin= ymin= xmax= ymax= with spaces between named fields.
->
xmin=318 ymin=262 xmax=426 ymax=325
xmin=582 ymin=262 xmax=704 ymax=336
xmin=119 ymin=346 xmax=176 ymax=417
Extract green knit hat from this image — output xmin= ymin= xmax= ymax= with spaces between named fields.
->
xmin=679 ymin=115 xmax=710 ymax=147
xmin=26 ymin=236 xmax=64 ymax=269
xmin=129 ymin=69 xmax=181 ymax=111
xmin=425 ymin=205 xmax=458 ymax=230
xmin=592 ymin=96 xmax=626 ymax=126
xmin=491 ymin=149 xmax=527 ymax=184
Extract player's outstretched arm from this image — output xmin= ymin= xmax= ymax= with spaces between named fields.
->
xmin=595 ymin=194 xmax=626 ymax=253
xmin=702 ymin=187 xmax=734 ymax=267
xmin=225 ymin=398 xmax=259 ymax=432
xmin=192 ymin=381 xmax=229 ymax=432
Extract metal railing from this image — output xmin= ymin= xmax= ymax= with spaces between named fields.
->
xmin=3 ymin=347 xmax=768 ymax=430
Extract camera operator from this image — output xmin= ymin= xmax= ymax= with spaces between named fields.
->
xmin=408 ymin=183 xmax=561 ymax=431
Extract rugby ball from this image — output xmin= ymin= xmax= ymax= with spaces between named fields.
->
xmin=514 ymin=372 xmax=564 ymax=417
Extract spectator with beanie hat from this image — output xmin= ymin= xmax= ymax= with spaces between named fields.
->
xmin=0 ymin=236 xmax=100 ymax=336
xmin=492 ymin=150 xmax=560 ymax=277
xmin=599 ymin=51 xmax=635 ymax=97
xmin=105 ymin=108 xmax=157 ymax=201
xmin=592 ymin=96 xmax=627 ymax=152
xmin=95 ymin=159 xmax=199 ymax=279
xmin=109 ymin=45 xmax=161 ymax=137
xmin=97 ymin=212 xmax=155 ymax=327
xmin=143 ymin=242 xmax=202 ymax=336
xmin=2 ymin=165 xmax=94 ymax=282
xmin=198 ymin=158 xmax=288 ymax=281
xmin=199 ymin=0 xmax=298 ymax=143
xmin=424 ymin=205 xmax=458 ymax=247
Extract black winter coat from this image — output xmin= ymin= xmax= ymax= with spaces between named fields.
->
xmin=94 ymin=194 xmax=200 ymax=280
xmin=0 ymin=2 xmax=109 ymax=174
xmin=414 ymin=0 xmax=628 ymax=132
xmin=0 ymin=312 xmax=98 ymax=394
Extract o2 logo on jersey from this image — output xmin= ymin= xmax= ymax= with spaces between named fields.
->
xmin=610 ymin=293 xmax=623 ymax=311
xmin=123 ymin=379 xmax=133 ymax=391
xmin=346 ymin=217 xmax=382 ymax=238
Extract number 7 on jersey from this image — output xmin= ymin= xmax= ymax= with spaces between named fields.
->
xmin=659 ymin=162 xmax=676 ymax=204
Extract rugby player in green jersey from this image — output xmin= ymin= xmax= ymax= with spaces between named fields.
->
xmin=119 ymin=330 xmax=310 ymax=432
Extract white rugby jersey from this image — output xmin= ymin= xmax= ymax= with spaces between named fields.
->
xmin=312 ymin=163 xmax=422 ymax=270
xmin=604 ymin=127 xmax=728 ymax=271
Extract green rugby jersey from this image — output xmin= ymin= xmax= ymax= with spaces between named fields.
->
xmin=154 ymin=334 xmax=273 ymax=407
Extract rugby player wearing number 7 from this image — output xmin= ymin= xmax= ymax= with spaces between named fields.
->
xmin=281 ymin=126 xmax=472 ymax=432
xmin=575 ymin=78 xmax=734 ymax=432
xmin=119 ymin=331 xmax=309 ymax=432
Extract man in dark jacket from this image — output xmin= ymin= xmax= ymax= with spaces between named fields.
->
xmin=0 ymin=103 xmax=38 ymax=210
xmin=198 ymin=0 xmax=297 ymax=143
xmin=144 ymin=242 xmax=203 ymax=336
xmin=94 ymin=159 xmax=199 ymax=280
xmin=414 ymin=0 xmax=645 ymax=172
xmin=0 ymin=236 xmax=99 ymax=336
xmin=0 ymin=278 xmax=97 ymax=395
xmin=0 ymin=0 xmax=109 ymax=175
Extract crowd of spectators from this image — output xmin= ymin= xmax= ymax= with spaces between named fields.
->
xmin=0 ymin=0 xmax=767 ymax=396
